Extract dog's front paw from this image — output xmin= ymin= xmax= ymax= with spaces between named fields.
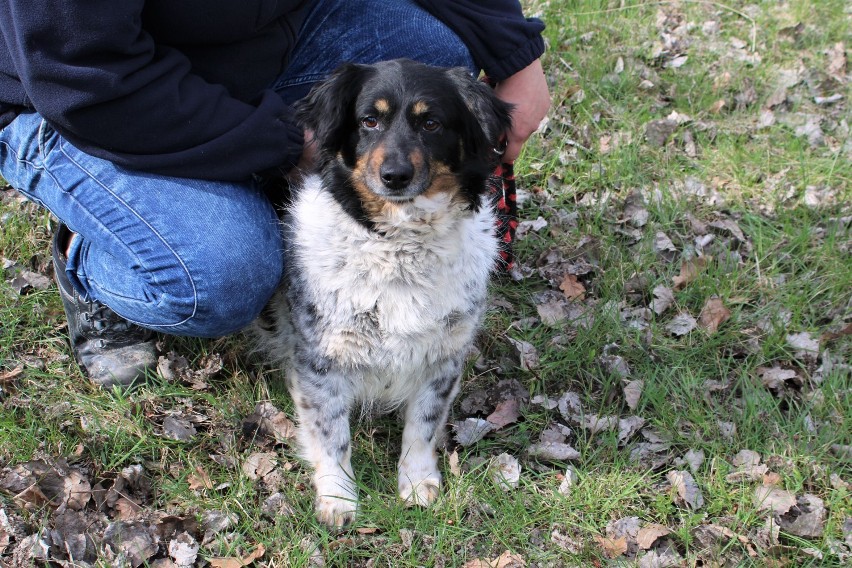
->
xmin=398 ymin=473 xmax=441 ymax=507
xmin=315 ymin=492 xmax=357 ymax=527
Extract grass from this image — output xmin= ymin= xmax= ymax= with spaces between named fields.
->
xmin=1 ymin=1 xmax=850 ymax=566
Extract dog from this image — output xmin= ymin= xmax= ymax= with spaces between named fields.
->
xmin=252 ymin=59 xmax=512 ymax=527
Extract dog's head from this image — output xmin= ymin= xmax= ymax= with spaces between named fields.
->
xmin=296 ymin=59 xmax=513 ymax=227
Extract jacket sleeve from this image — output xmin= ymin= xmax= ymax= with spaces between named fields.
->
xmin=0 ymin=0 xmax=302 ymax=181
xmin=414 ymin=0 xmax=545 ymax=81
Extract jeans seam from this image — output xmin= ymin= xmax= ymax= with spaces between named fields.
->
xmin=55 ymin=137 xmax=199 ymax=329
xmin=0 ymin=138 xmax=66 ymax=211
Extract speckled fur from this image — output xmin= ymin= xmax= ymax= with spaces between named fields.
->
xmin=251 ymin=60 xmax=511 ymax=527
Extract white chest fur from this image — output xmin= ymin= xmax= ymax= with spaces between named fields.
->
xmin=284 ymin=175 xmax=497 ymax=402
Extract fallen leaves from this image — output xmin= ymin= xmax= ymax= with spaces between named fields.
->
xmin=622 ymin=379 xmax=644 ymax=411
xmin=595 ymin=535 xmax=628 ymax=559
xmin=0 ymin=460 xmax=92 ymax=512
xmin=558 ymin=273 xmax=585 ymax=301
xmin=666 ymin=470 xmax=705 ymax=510
xmin=453 ymin=418 xmax=495 ymax=447
xmin=651 ymin=285 xmax=675 ymax=315
xmin=506 ymin=338 xmax=540 ymax=371
xmin=672 ymin=256 xmax=710 ymax=290
xmin=490 ymin=453 xmax=521 ymax=491
xmin=697 ymin=296 xmax=731 ymax=333
xmin=241 ymin=402 xmax=296 ymax=445
xmin=464 ymin=550 xmax=525 ymax=568
xmin=209 ymin=543 xmax=266 ymax=568
xmin=636 ymin=524 xmax=671 ymax=549
xmin=665 ymin=312 xmax=697 ymax=336
xmin=486 ymin=398 xmax=521 ymax=430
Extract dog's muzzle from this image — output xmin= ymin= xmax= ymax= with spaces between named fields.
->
xmin=367 ymin=150 xmax=429 ymax=201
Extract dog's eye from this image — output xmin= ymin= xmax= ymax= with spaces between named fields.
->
xmin=422 ymin=119 xmax=441 ymax=132
xmin=361 ymin=116 xmax=379 ymax=129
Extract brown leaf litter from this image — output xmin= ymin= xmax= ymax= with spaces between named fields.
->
xmin=698 ymin=296 xmax=732 ymax=333
xmin=464 ymin=550 xmax=526 ymax=568
xmin=241 ymin=401 xmax=297 ymax=445
xmin=209 ymin=543 xmax=266 ymax=568
xmin=667 ymin=470 xmax=704 ymax=510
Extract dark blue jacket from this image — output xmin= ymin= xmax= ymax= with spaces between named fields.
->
xmin=0 ymin=0 xmax=544 ymax=181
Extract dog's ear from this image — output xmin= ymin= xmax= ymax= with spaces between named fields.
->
xmin=446 ymin=68 xmax=514 ymax=162
xmin=296 ymin=63 xmax=373 ymax=162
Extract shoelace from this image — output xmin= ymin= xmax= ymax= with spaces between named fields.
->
xmin=79 ymin=301 xmax=149 ymax=342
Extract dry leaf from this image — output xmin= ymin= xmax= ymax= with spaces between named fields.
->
xmin=779 ymin=494 xmax=826 ymax=538
xmin=667 ymin=470 xmax=704 ymax=510
xmin=491 ymin=453 xmax=521 ymax=491
xmin=617 ymin=416 xmax=646 ymax=445
xmin=708 ymin=218 xmax=745 ymax=242
xmin=209 ymin=544 xmax=266 ymax=568
xmin=557 ymin=391 xmax=583 ymax=422
xmin=448 ymin=450 xmax=461 ymax=477
xmin=645 ymin=119 xmax=678 ymax=147
xmin=672 ymin=256 xmax=709 ymax=290
xmin=169 ymin=532 xmax=200 ymax=567
xmin=725 ymin=464 xmax=769 ymax=483
xmin=453 ymin=418 xmax=494 ymax=447
xmin=515 ymin=216 xmax=548 ymax=240
xmin=0 ymin=366 xmax=23 ymax=383
xmin=717 ymin=420 xmax=736 ymax=440
xmin=666 ymin=313 xmax=697 ymax=336
xmin=114 ymin=497 xmax=142 ymax=520
xmin=623 ymin=380 xmax=644 ymax=410
xmin=637 ymin=524 xmax=671 ymax=549
xmin=103 ymin=521 xmax=159 ymax=567
xmin=756 ymin=366 xmax=798 ymax=390
xmin=600 ymin=353 xmax=631 ymax=379
xmin=826 ymin=42 xmax=847 ymax=79
xmin=242 ymin=402 xmax=296 ymax=444
xmin=558 ymin=466 xmax=580 ymax=496
xmin=683 ymin=449 xmax=704 ymax=474
xmin=8 ymin=269 xmax=51 ymax=294
xmin=732 ymin=449 xmax=761 ymax=467
xmin=162 ymin=416 xmax=197 ymax=442
xmin=623 ymin=190 xmax=649 ymax=227
xmin=188 ymin=466 xmax=214 ymax=491
xmin=464 ymin=550 xmax=526 ymax=568
xmin=786 ymin=332 xmax=820 ymax=358
xmin=651 ymin=285 xmax=675 ymax=315
xmin=709 ymin=99 xmax=726 ymax=113
xmin=241 ymin=452 xmax=277 ymax=481
xmin=559 ymin=274 xmax=586 ymax=301
xmin=506 ymin=338 xmax=540 ymax=371
xmin=653 ymin=231 xmax=676 ymax=253
xmin=486 ymin=399 xmax=521 ymax=430
xmin=698 ymin=297 xmax=731 ymax=333
xmin=754 ymin=486 xmax=796 ymax=515
xmin=595 ymin=535 xmax=628 ymax=558
xmin=578 ymin=414 xmax=619 ymax=435
xmin=536 ymin=300 xmax=568 ymax=326
xmin=527 ymin=441 xmax=580 ymax=461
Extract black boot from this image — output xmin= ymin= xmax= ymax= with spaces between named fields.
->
xmin=52 ymin=225 xmax=158 ymax=387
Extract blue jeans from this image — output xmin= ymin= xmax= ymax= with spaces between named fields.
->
xmin=0 ymin=0 xmax=474 ymax=338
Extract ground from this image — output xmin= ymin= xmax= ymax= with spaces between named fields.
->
xmin=1 ymin=1 xmax=850 ymax=566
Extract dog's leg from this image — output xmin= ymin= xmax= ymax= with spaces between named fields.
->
xmin=398 ymin=359 xmax=463 ymax=507
xmin=288 ymin=367 xmax=357 ymax=527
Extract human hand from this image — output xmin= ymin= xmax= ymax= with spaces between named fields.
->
xmin=493 ymin=59 xmax=550 ymax=163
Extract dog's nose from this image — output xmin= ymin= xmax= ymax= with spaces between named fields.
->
xmin=379 ymin=160 xmax=414 ymax=190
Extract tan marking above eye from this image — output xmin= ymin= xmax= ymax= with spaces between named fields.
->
xmin=374 ymin=99 xmax=390 ymax=113
xmin=412 ymin=101 xmax=429 ymax=115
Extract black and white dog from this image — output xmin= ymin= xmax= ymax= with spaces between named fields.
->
xmin=253 ymin=59 xmax=512 ymax=527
